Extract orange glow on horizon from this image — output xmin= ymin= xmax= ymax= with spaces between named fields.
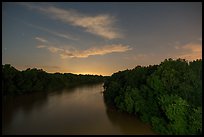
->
xmin=46 ymin=69 xmax=111 ymax=76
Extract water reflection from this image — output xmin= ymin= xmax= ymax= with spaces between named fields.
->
xmin=2 ymin=92 xmax=48 ymax=129
xmin=3 ymin=83 xmax=155 ymax=135
xmin=2 ymin=84 xmax=85 ymax=126
xmin=105 ymin=107 xmax=156 ymax=135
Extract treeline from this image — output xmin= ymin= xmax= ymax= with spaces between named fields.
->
xmin=2 ymin=64 xmax=104 ymax=95
xmin=103 ymin=58 xmax=202 ymax=135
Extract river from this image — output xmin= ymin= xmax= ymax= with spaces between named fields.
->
xmin=2 ymin=83 xmax=156 ymax=135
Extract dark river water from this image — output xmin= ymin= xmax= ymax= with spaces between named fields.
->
xmin=2 ymin=83 xmax=156 ymax=135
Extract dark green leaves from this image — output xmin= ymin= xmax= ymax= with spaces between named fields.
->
xmin=103 ymin=58 xmax=202 ymax=135
xmin=2 ymin=64 xmax=104 ymax=95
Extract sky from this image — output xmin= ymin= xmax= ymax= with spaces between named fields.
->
xmin=2 ymin=2 xmax=202 ymax=76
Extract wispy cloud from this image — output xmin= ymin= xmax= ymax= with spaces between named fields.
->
xmin=21 ymin=3 xmax=122 ymax=39
xmin=2 ymin=7 xmax=77 ymax=42
xmin=38 ymin=44 xmax=131 ymax=59
xmin=36 ymin=45 xmax=47 ymax=48
xmin=47 ymin=46 xmax=64 ymax=53
xmin=35 ymin=37 xmax=48 ymax=43
xmin=175 ymin=43 xmax=202 ymax=60
xmin=28 ymin=23 xmax=78 ymax=41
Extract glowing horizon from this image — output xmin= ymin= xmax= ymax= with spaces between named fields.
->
xmin=2 ymin=2 xmax=202 ymax=76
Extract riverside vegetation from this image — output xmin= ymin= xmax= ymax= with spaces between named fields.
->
xmin=103 ymin=58 xmax=202 ymax=135
xmin=2 ymin=64 xmax=104 ymax=95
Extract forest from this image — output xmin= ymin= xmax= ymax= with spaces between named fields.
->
xmin=2 ymin=64 xmax=104 ymax=96
xmin=103 ymin=58 xmax=202 ymax=135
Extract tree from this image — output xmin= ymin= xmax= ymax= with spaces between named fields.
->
xmin=103 ymin=58 xmax=202 ymax=135
xmin=2 ymin=64 xmax=104 ymax=95
xmin=158 ymin=95 xmax=188 ymax=134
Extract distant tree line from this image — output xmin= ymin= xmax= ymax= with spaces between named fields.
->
xmin=103 ymin=58 xmax=202 ymax=135
xmin=2 ymin=64 xmax=104 ymax=95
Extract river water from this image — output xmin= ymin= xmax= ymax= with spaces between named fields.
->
xmin=2 ymin=83 xmax=156 ymax=135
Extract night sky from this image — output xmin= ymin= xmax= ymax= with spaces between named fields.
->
xmin=2 ymin=2 xmax=202 ymax=76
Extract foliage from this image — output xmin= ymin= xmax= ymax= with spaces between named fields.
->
xmin=103 ymin=58 xmax=202 ymax=135
xmin=2 ymin=64 xmax=104 ymax=96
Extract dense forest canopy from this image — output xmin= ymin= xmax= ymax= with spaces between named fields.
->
xmin=2 ymin=64 xmax=104 ymax=95
xmin=103 ymin=58 xmax=202 ymax=135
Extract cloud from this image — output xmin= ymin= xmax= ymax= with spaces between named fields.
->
xmin=182 ymin=44 xmax=202 ymax=52
xmin=73 ymin=44 xmax=131 ymax=58
xmin=36 ymin=45 xmax=47 ymax=48
xmin=35 ymin=37 xmax=48 ymax=43
xmin=54 ymin=32 xmax=78 ymax=40
xmin=21 ymin=4 xmax=122 ymax=39
xmin=28 ymin=23 xmax=78 ymax=41
xmin=175 ymin=43 xmax=202 ymax=60
xmin=47 ymin=46 xmax=64 ymax=53
xmin=37 ymin=44 xmax=132 ymax=59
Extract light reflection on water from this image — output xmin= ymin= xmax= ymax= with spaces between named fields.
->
xmin=2 ymin=83 xmax=156 ymax=135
